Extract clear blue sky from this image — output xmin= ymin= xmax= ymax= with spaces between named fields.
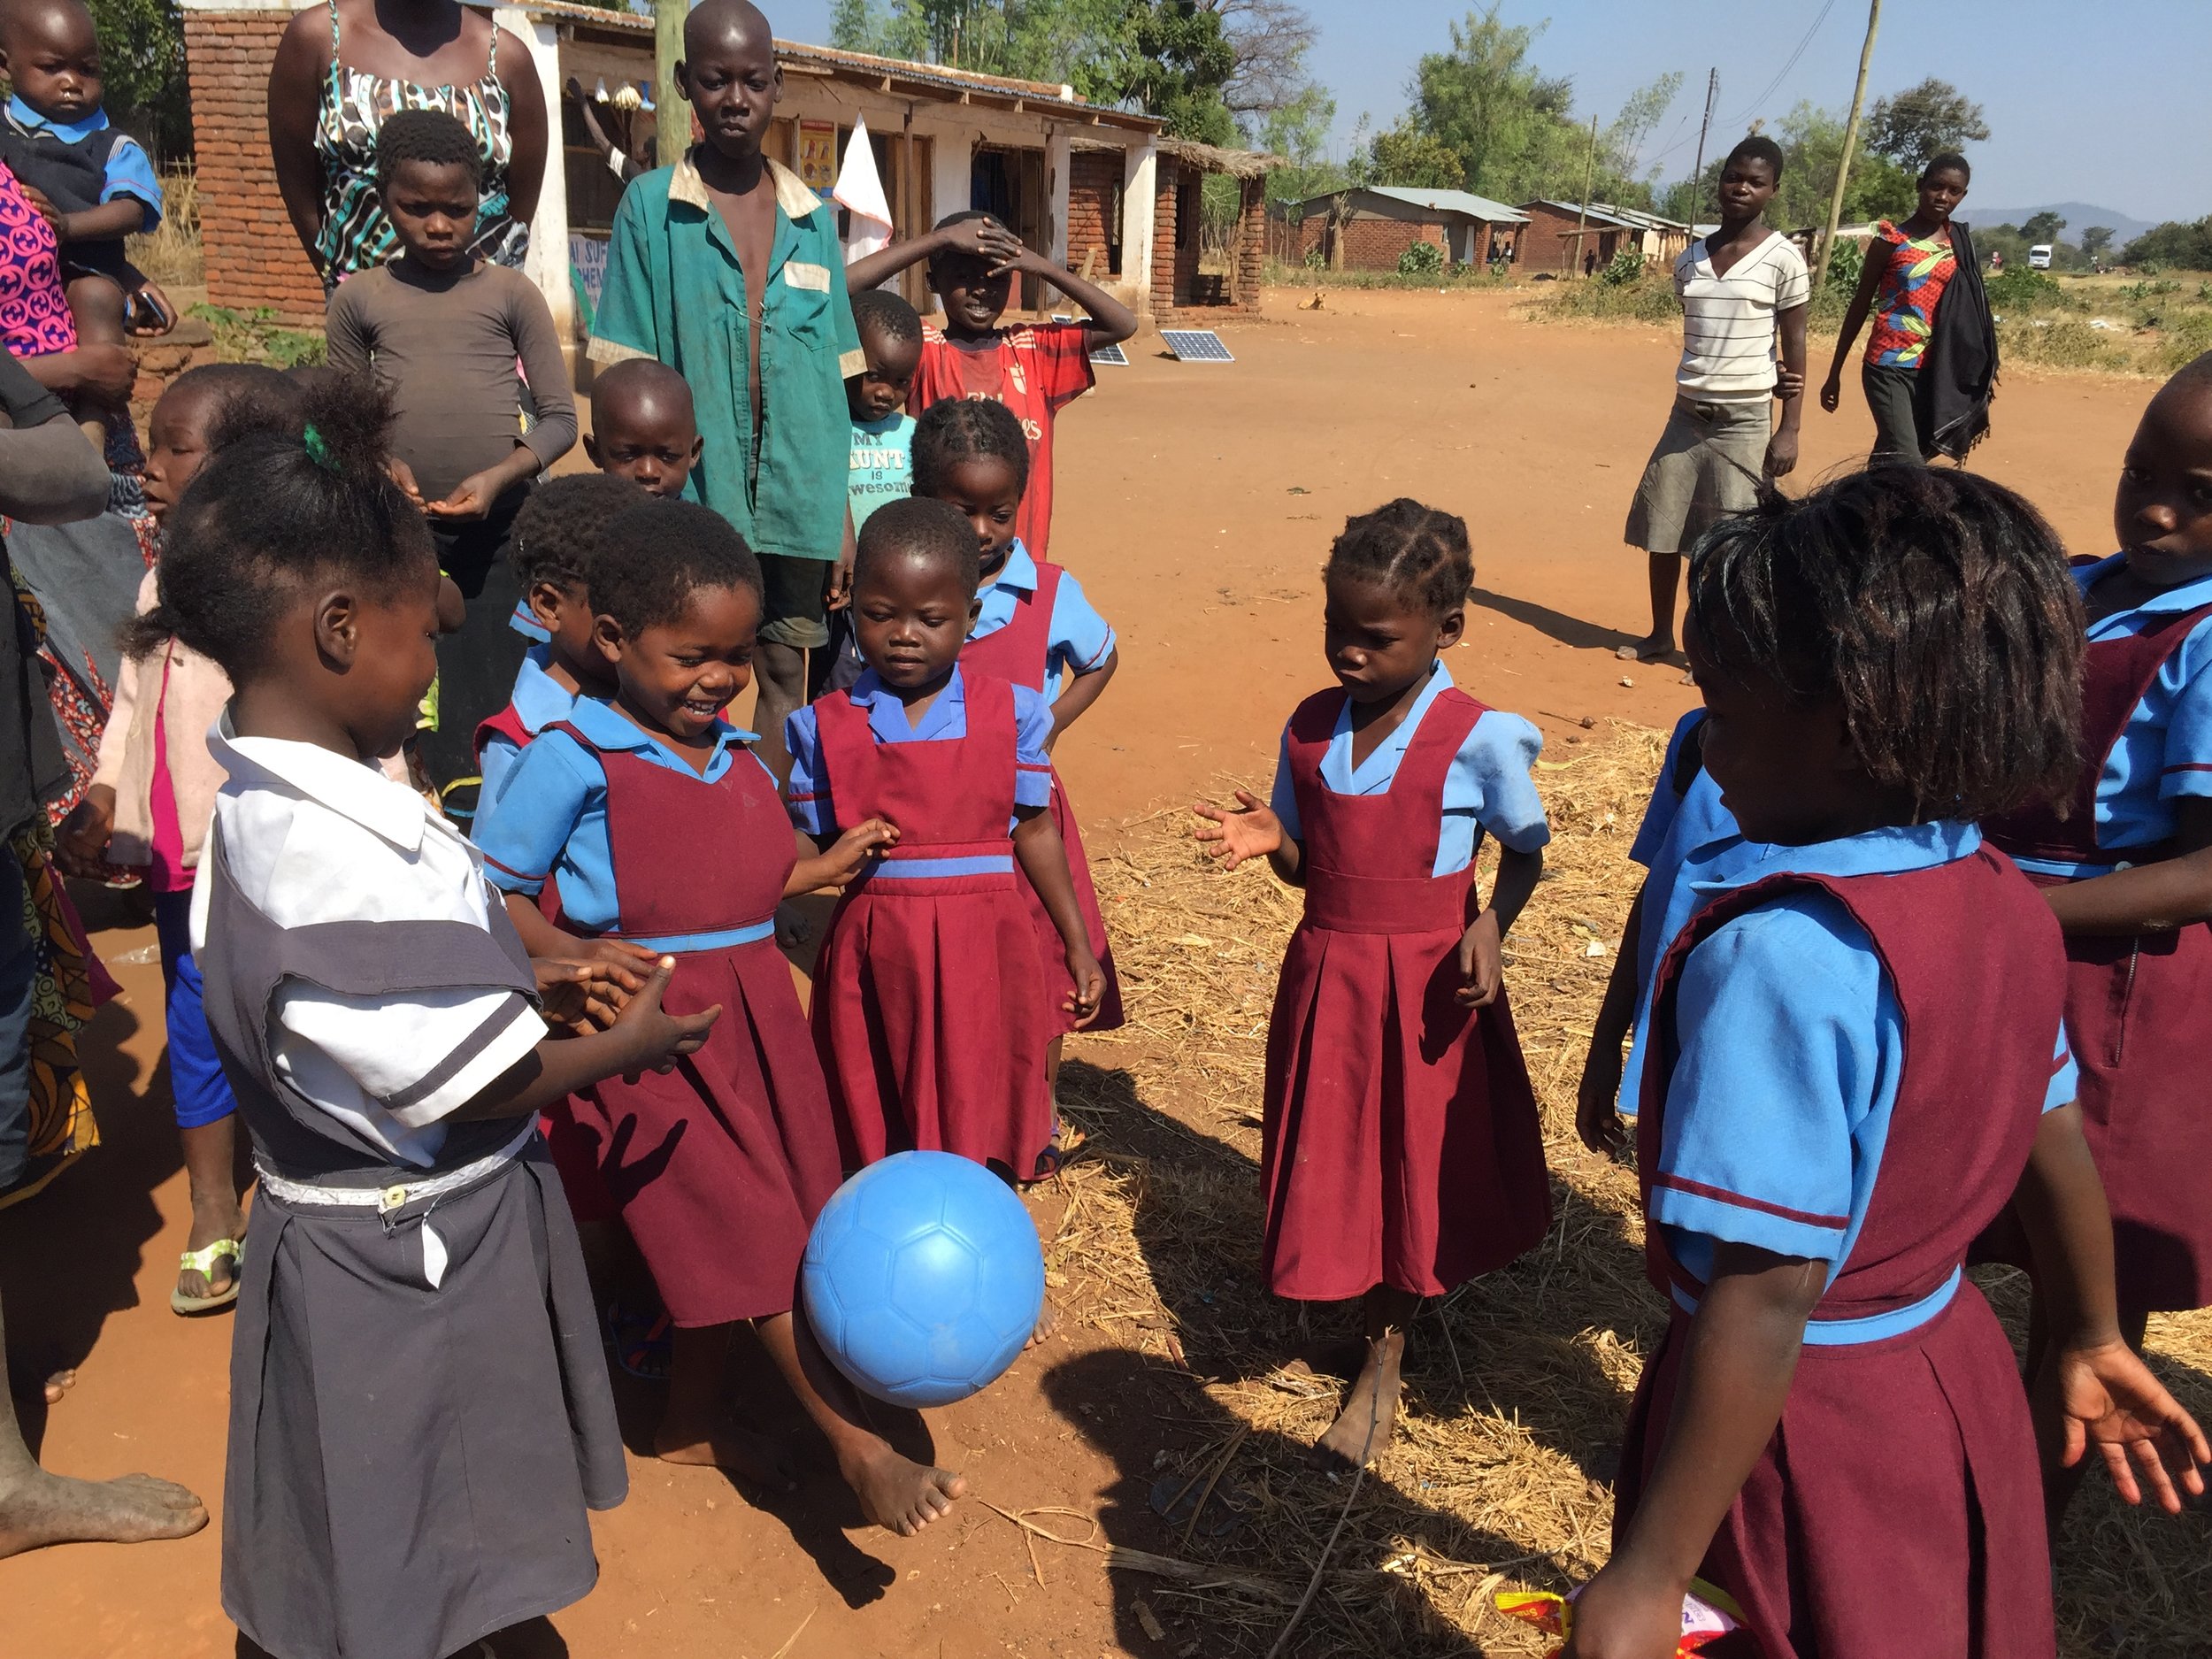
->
xmin=770 ymin=1 xmax=2208 ymax=223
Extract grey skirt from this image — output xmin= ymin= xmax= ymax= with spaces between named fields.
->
xmin=222 ymin=1139 xmax=626 ymax=1659
xmin=1624 ymin=394 xmax=1772 ymax=556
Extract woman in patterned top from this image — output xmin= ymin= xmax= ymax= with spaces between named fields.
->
xmin=265 ymin=0 xmax=548 ymax=292
xmin=1819 ymin=151 xmax=1993 ymax=465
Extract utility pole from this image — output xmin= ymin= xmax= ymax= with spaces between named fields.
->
xmin=1571 ymin=111 xmax=1597 ymax=275
xmin=655 ymin=0 xmax=687 ymax=170
xmin=1687 ymin=67 xmax=1717 ymax=227
xmin=1814 ymin=0 xmax=1881 ymax=296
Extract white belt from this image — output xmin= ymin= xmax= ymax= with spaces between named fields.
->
xmin=255 ymin=1122 xmax=537 ymax=1216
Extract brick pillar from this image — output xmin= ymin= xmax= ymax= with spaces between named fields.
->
xmin=182 ymin=0 xmax=326 ymax=328
xmin=1149 ymin=163 xmax=1179 ymax=316
xmin=1234 ymin=176 xmax=1265 ymax=311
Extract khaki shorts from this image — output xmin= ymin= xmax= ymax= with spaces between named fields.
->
xmin=1624 ymin=395 xmax=1771 ymax=556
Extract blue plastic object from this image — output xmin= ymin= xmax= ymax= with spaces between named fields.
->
xmin=801 ymin=1151 xmax=1046 ymax=1409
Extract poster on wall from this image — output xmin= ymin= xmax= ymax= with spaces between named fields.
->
xmin=798 ymin=120 xmax=839 ymax=201
xmin=569 ymin=232 xmax=609 ymax=333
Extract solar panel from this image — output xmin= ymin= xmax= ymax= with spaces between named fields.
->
xmin=1089 ymin=341 xmax=1129 ymax=366
xmin=1160 ymin=329 xmax=1235 ymax=363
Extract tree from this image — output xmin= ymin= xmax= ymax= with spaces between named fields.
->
xmin=2021 ymin=210 xmax=2067 ymax=245
xmin=2079 ymin=226 xmax=2114 ymax=259
xmin=1259 ymin=83 xmax=1342 ymax=205
xmin=1201 ymin=0 xmax=1317 ymax=121
xmin=2121 ymin=218 xmax=2212 ymax=270
xmin=1863 ymin=77 xmax=1989 ymax=174
xmin=88 ymin=0 xmax=190 ymax=158
xmin=1365 ymin=124 xmax=1465 ymax=190
xmin=1127 ymin=1 xmax=1238 ymax=142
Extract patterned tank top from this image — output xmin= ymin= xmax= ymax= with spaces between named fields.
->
xmin=311 ymin=0 xmax=529 ymax=289
xmin=1863 ymin=220 xmax=1958 ymax=370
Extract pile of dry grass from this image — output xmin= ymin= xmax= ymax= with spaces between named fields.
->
xmin=1026 ymin=719 xmax=2212 ymax=1658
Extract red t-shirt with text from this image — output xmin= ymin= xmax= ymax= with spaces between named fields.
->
xmin=911 ymin=321 xmax=1095 ymax=561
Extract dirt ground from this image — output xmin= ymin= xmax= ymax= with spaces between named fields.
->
xmin=0 ymin=287 xmax=2162 ymax=1657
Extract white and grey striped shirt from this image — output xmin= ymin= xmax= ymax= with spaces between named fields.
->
xmin=1672 ymin=231 xmax=1810 ymax=400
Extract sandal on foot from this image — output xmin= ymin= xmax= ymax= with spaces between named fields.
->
xmin=171 ymin=1238 xmax=243 ymax=1316
xmin=605 ymin=1301 xmax=674 ymax=1381
xmin=1028 ymin=1124 xmax=1094 ymax=1183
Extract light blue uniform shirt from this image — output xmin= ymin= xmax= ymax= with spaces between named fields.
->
xmin=2015 ymin=555 xmax=2212 ymax=878
xmin=784 ymin=665 xmax=1056 ymax=872
xmin=477 ymin=646 xmax=580 ymax=805
xmin=1619 ymin=710 xmax=1748 ymax=1118
xmin=5 ymin=97 xmax=162 ymax=231
xmin=1652 ymin=820 xmax=2077 ymax=1344
xmin=970 ymin=541 xmax=1117 ymax=702
xmin=1267 ymin=660 xmax=1551 ymax=877
xmin=474 ymin=695 xmax=772 ymax=947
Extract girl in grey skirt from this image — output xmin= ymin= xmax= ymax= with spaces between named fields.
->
xmin=144 ymin=378 xmax=716 ymax=1659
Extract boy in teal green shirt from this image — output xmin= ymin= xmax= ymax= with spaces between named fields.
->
xmin=587 ymin=0 xmax=862 ymax=773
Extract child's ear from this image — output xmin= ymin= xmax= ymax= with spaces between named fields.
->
xmin=591 ymin=613 xmax=626 ymax=670
xmin=967 ymin=595 xmax=984 ymax=627
xmin=687 ymin=434 xmax=703 ymax=465
xmin=672 ymin=58 xmax=692 ymax=101
xmin=526 ymin=578 xmax=569 ymax=630
xmin=1435 ymin=606 xmax=1467 ymax=654
xmin=313 ymin=589 xmax=361 ymax=668
xmin=582 ymin=431 xmax=603 ymax=466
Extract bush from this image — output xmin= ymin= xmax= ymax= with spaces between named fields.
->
xmin=1824 ymin=237 xmax=1863 ymax=296
xmin=1302 ymin=243 xmax=1326 ymax=270
xmin=1397 ymin=240 xmax=1444 ymax=277
xmin=1598 ymin=249 xmax=1646 ymax=287
xmin=1985 ymin=266 xmax=2068 ymax=313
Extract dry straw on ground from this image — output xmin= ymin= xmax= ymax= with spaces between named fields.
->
xmin=1028 ymin=719 xmax=2212 ymax=1658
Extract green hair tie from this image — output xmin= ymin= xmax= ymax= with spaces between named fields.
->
xmin=302 ymin=424 xmax=338 ymax=472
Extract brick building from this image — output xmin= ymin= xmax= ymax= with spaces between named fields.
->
xmin=1276 ymin=186 xmax=1529 ymax=273
xmin=1517 ymin=199 xmax=1694 ymax=274
xmin=180 ymin=1 xmax=1279 ymax=353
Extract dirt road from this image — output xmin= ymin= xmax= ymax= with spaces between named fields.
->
xmin=0 ymin=287 xmax=2154 ymax=1657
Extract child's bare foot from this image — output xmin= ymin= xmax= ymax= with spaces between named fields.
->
xmin=0 ymin=1465 xmax=207 ymax=1557
xmin=838 ymin=1439 xmax=965 ymax=1536
xmin=652 ymin=1416 xmax=799 ymax=1490
xmin=1616 ymin=634 xmax=1676 ymax=664
xmin=1024 ymin=1298 xmax=1061 ymax=1350
xmin=1314 ymin=1332 xmax=1404 ymax=1471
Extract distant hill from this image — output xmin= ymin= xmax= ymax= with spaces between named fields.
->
xmin=1966 ymin=203 xmax=2163 ymax=245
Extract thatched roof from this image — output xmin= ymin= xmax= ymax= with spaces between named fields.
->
xmin=1156 ymin=136 xmax=1286 ymax=179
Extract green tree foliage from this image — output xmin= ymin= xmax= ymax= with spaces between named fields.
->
xmin=1365 ymin=123 xmax=1464 ymax=190
xmin=2080 ymin=226 xmax=2115 ymax=259
xmin=1863 ymin=78 xmax=1989 ymax=175
xmin=1258 ymin=83 xmax=1342 ymax=205
xmin=1762 ymin=103 xmax=1915 ymax=232
xmin=1397 ymin=238 xmax=1442 ymax=276
xmin=2121 ymin=219 xmax=2212 ymax=272
xmin=1127 ymin=0 xmax=1236 ymax=144
xmin=2022 ymin=210 xmax=2067 ymax=245
xmin=85 ymin=0 xmax=190 ymax=158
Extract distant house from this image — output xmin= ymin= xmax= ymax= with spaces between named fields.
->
xmin=1272 ymin=185 xmax=1530 ymax=272
xmin=1517 ymin=200 xmax=1694 ymax=272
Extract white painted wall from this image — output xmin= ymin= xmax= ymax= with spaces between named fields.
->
xmin=1046 ymin=131 xmax=1071 ymax=265
xmin=1122 ymin=140 xmax=1157 ymax=308
xmin=495 ymin=7 xmax=576 ymax=361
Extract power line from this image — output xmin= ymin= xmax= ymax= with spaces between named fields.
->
xmin=1720 ymin=0 xmax=1839 ymax=129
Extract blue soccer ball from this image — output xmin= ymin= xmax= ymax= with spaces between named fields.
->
xmin=801 ymin=1150 xmax=1046 ymax=1409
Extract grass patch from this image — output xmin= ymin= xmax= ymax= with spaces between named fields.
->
xmin=123 ymin=164 xmax=202 ymax=287
xmin=191 ymin=305 xmax=326 ymax=370
xmin=1263 ymin=256 xmax=1517 ymax=293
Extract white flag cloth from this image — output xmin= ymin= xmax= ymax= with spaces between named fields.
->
xmin=834 ymin=113 xmax=895 ymax=269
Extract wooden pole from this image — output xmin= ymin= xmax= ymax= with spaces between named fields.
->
xmin=1813 ymin=0 xmax=1881 ymax=296
xmin=655 ymin=0 xmax=687 ymax=169
xmin=1687 ymin=66 xmax=1717 ymax=226
xmin=1571 ymin=111 xmax=1597 ymax=273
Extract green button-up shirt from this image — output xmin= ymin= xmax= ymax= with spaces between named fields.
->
xmin=588 ymin=151 xmax=864 ymax=563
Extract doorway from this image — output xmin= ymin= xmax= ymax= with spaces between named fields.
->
xmin=972 ymin=145 xmax=1049 ymax=310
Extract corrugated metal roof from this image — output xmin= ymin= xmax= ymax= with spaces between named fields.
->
xmin=1520 ymin=199 xmax=1690 ymax=234
xmin=1294 ymin=185 xmax=1527 ymax=223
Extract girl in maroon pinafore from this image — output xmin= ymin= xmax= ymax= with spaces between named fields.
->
xmin=787 ymin=497 xmax=1105 ymax=1184
xmin=1195 ymin=501 xmax=1554 ymax=1469
xmin=1983 ymin=360 xmax=2212 ymax=1342
xmin=1563 ymin=470 xmax=2206 ymax=1659
xmin=911 ymin=398 xmax=1123 ymax=1125
xmin=475 ymin=498 xmax=970 ymax=1540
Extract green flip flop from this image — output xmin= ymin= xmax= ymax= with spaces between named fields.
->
xmin=171 ymin=1237 xmax=243 ymax=1316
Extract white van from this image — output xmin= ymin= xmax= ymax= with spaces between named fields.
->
xmin=2028 ymin=243 xmax=2054 ymax=269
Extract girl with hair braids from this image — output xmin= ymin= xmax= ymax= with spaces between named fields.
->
xmin=157 ymin=376 xmax=711 ymax=1659
xmin=1193 ymin=498 xmax=1554 ymax=1469
xmin=1565 ymin=467 xmax=2206 ymax=1659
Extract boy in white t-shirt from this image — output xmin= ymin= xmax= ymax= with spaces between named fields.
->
xmin=1620 ymin=135 xmax=1809 ymax=667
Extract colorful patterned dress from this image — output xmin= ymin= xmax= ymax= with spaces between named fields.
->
xmin=1864 ymin=220 xmax=1959 ymax=370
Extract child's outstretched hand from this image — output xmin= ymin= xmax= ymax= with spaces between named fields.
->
xmin=1455 ymin=909 xmax=1504 ymax=1007
xmin=54 ymin=784 xmax=116 ymax=880
xmin=825 ymin=817 xmax=898 ymax=884
xmin=1192 ymin=791 xmax=1282 ymax=870
xmin=612 ymin=956 xmax=720 ymax=1080
xmin=2038 ymin=1338 xmax=2211 ymax=1512
xmin=425 ymin=470 xmax=501 ymax=522
xmin=1063 ymin=945 xmax=1107 ymax=1029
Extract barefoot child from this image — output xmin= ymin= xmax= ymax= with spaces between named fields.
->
xmin=472 ymin=497 xmax=965 ymax=1534
xmin=787 ymin=497 xmax=1105 ymax=1180
xmin=1983 ymin=353 xmax=2212 ymax=1406
xmin=324 ymin=108 xmax=578 ymax=810
xmin=585 ymin=356 xmax=703 ymax=502
xmin=55 ymin=365 xmax=303 ymax=1317
xmin=1194 ymin=500 xmax=1554 ymax=1465
xmin=1564 ymin=469 xmax=2207 ymax=1659
xmin=915 ymin=397 xmax=1123 ymax=1129
xmin=849 ymin=211 xmax=1139 ymax=561
xmin=150 ymin=385 xmax=714 ymax=1659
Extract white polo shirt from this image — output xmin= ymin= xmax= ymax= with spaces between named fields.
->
xmin=1673 ymin=230 xmax=1811 ymax=400
xmin=191 ymin=722 xmax=546 ymax=1167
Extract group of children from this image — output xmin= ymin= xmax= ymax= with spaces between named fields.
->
xmin=48 ymin=1 xmax=2212 ymax=1654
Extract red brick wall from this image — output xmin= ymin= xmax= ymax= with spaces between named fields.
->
xmin=1148 ymin=161 xmax=1180 ymax=313
xmin=1518 ymin=201 xmax=1623 ymax=274
xmin=1067 ymin=150 xmax=1120 ymax=280
xmin=1231 ymin=176 xmax=1263 ymax=311
xmin=185 ymin=10 xmax=325 ymax=327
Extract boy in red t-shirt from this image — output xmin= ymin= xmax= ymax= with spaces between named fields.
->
xmin=849 ymin=212 xmax=1137 ymax=561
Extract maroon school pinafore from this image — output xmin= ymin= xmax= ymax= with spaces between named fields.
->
xmin=1261 ymin=687 xmax=1551 ymax=1302
xmin=1617 ymin=850 xmax=2062 ymax=1659
xmin=474 ymin=702 xmax=530 ymax=769
xmin=1985 ymin=587 xmax=2212 ymax=1313
xmin=543 ymin=722 xmax=843 ymax=1325
xmin=810 ymin=672 xmax=1054 ymax=1177
xmin=960 ymin=560 xmax=1125 ymax=1033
